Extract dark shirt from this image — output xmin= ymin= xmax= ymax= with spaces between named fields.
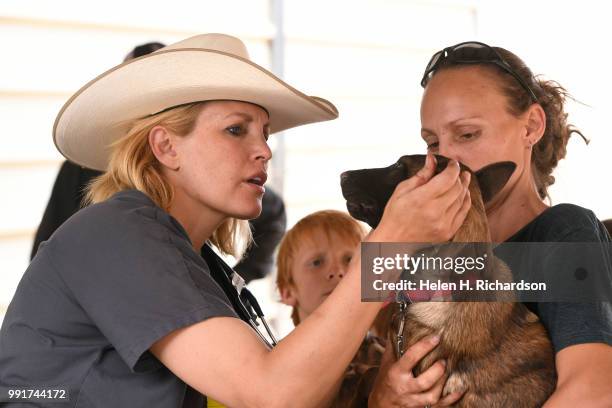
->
xmin=1 ymin=189 xmax=239 ymax=407
xmin=235 ymin=186 xmax=286 ymax=283
xmin=506 ymin=203 xmax=612 ymax=352
xmin=30 ymin=161 xmax=101 ymax=260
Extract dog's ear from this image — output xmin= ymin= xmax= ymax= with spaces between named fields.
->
xmin=474 ymin=162 xmax=516 ymax=203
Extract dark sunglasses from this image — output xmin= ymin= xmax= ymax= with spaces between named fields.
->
xmin=420 ymin=41 xmax=538 ymax=102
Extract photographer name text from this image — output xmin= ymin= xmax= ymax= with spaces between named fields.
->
xmin=372 ymin=279 xmax=547 ymax=291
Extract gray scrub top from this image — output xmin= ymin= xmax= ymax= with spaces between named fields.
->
xmin=0 ymin=189 xmax=239 ymax=407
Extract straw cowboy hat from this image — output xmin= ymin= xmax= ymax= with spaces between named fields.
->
xmin=53 ymin=33 xmax=339 ymax=171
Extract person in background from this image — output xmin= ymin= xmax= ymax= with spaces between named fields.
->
xmin=235 ymin=187 xmax=286 ymax=283
xmin=276 ymin=209 xmax=366 ymax=326
xmin=276 ymin=210 xmax=388 ymax=407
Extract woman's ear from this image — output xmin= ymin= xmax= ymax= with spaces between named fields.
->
xmin=148 ymin=125 xmax=180 ymax=170
xmin=524 ymin=103 xmax=546 ymax=147
xmin=279 ymin=285 xmax=298 ymax=307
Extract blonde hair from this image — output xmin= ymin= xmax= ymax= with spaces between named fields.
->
xmin=84 ymin=101 xmax=251 ymax=257
xmin=276 ymin=210 xmax=366 ymax=325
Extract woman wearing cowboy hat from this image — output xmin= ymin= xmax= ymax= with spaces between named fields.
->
xmin=0 ymin=34 xmax=469 ymax=407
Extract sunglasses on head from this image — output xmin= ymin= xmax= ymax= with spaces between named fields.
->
xmin=420 ymin=41 xmax=538 ymax=102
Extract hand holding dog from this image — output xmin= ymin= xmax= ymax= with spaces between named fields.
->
xmin=368 ymin=154 xmax=471 ymax=243
xmin=368 ymin=336 xmax=464 ymax=408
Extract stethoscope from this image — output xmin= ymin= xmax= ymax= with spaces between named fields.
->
xmin=201 ymin=244 xmax=278 ymax=349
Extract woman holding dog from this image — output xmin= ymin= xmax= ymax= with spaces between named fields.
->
xmin=0 ymin=34 xmax=471 ymax=407
xmin=374 ymin=41 xmax=612 ymax=407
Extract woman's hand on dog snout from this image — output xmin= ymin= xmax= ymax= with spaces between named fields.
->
xmin=368 ymin=336 xmax=465 ymax=408
xmin=369 ymin=154 xmax=471 ymax=243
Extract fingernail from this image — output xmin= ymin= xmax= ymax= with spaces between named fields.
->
xmin=441 ymin=359 xmax=447 ymax=367
xmin=430 ymin=335 xmax=440 ymax=344
xmin=463 ymin=171 xmax=471 ymax=184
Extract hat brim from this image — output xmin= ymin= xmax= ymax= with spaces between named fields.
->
xmin=53 ymin=48 xmax=339 ymax=171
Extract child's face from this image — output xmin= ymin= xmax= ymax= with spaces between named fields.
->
xmin=280 ymin=228 xmax=358 ymax=323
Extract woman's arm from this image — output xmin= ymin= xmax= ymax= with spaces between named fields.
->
xmin=151 ymin=157 xmax=472 ymax=408
xmin=152 ymin=256 xmax=377 ymax=408
xmin=542 ymin=343 xmax=612 ymax=408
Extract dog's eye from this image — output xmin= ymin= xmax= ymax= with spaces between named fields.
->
xmin=389 ymin=162 xmax=403 ymax=173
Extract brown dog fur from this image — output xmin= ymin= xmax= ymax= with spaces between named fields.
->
xmin=338 ymin=154 xmax=556 ymax=407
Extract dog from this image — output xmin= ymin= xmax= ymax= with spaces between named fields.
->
xmin=338 ymin=154 xmax=556 ymax=407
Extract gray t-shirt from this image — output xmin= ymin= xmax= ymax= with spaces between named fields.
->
xmin=0 ymin=189 xmax=239 ymax=407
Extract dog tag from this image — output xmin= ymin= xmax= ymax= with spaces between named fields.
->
xmin=395 ymin=301 xmax=408 ymax=357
